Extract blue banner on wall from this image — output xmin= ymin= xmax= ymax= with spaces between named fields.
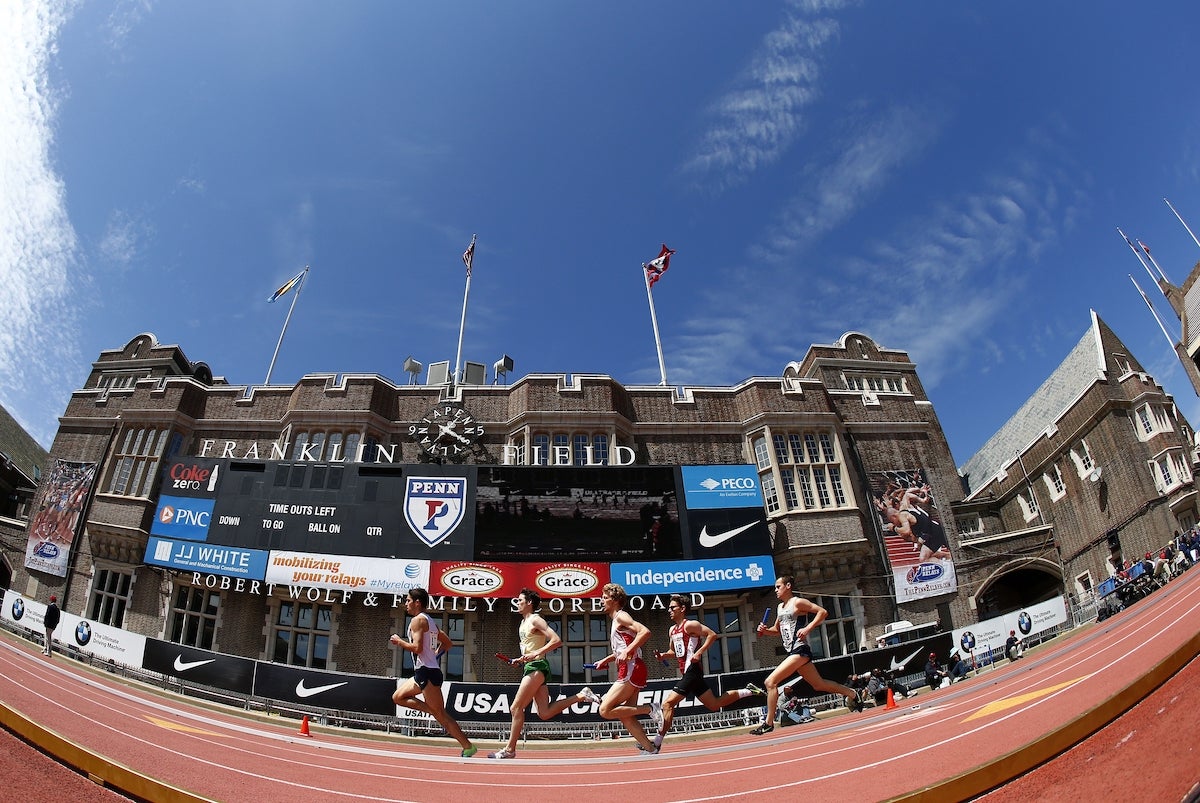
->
xmin=610 ymin=555 xmax=775 ymax=595
xmin=144 ymin=535 xmax=268 ymax=579
xmin=680 ymin=465 xmax=764 ymax=510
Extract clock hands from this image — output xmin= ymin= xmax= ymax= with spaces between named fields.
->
xmin=437 ymin=422 xmax=472 ymax=447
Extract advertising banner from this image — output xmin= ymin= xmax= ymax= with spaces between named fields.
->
xmin=142 ymin=639 xmax=256 ymax=694
xmin=24 ymin=459 xmax=96 ymax=578
xmin=951 ymin=596 xmax=1068 ymax=660
xmin=609 ymin=555 xmax=775 ymax=595
xmin=428 ymin=561 xmax=609 ymax=599
xmin=265 ymin=552 xmax=429 ymax=595
xmin=2 ymin=590 xmax=147 ymax=666
xmin=144 ymin=536 xmax=270 ymax=579
xmin=870 ymin=468 xmax=958 ymax=602
xmin=253 ymin=661 xmax=398 ymax=716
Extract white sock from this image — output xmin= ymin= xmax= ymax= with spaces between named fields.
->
xmin=737 ymin=689 xmax=752 ymax=699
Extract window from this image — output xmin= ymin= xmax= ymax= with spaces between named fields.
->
xmin=1017 ymin=493 xmax=1039 ymax=523
xmin=543 ymin=613 xmax=610 ymax=684
xmin=1134 ymin=403 xmax=1175 ymax=440
xmin=751 ymin=428 xmax=853 ymax=515
xmin=762 ymin=473 xmax=780 ymax=514
xmin=1044 ymin=465 xmax=1066 ymax=500
xmin=106 ymin=427 xmax=173 ymax=497
xmin=96 ymin=371 xmax=146 ymax=390
xmin=701 ymin=604 xmax=747 ymax=673
xmin=168 ymin=585 xmax=220 ymax=650
xmin=88 ymin=567 xmax=132 ymax=627
xmin=842 ymin=372 xmax=906 ymax=394
xmin=1070 ymin=440 xmax=1095 ymax=477
xmin=272 ymin=600 xmax=333 ymax=668
xmin=291 ymin=430 xmax=361 ymax=462
xmin=956 ymin=515 xmax=983 ymax=537
xmin=753 ymin=436 xmax=771 ymax=470
xmin=532 ymin=434 xmax=549 ymax=465
xmin=804 ymin=595 xmax=860 ymax=658
xmin=526 ymin=432 xmax=614 ymax=466
xmin=1075 ymin=571 xmax=1094 ymax=601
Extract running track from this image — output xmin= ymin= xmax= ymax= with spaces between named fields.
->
xmin=2 ymin=569 xmax=1199 ymax=803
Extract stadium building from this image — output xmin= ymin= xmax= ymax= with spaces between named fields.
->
xmin=2 ymin=315 xmax=1195 ymax=709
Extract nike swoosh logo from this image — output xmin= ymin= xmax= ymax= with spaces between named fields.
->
xmin=173 ymin=656 xmax=216 ymax=672
xmin=890 ymin=647 xmax=923 ymax=672
xmin=295 ymin=679 xmax=348 ymax=698
xmin=698 ymin=521 xmax=758 ymax=548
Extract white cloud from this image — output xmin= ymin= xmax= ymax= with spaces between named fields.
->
xmin=680 ymin=5 xmax=846 ymax=191
xmin=105 ymin=0 xmax=154 ymax=53
xmin=98 ymin=208 xmax=152 ymax=268
xmin=0 ymin=0 xmax=82 ymax=446
xmin=751 ymin=104 xmax=944 ymax=264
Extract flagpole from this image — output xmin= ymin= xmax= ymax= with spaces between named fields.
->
xmin=1137 ymin=239 xmax=1171 ymax=283
xmin=1117 ymin=228 xmax=1162 ymax=291
xmin=1164 ymin=198 xmax=1200 ymax=250
xmin=644 ymin=264 xmax=668 ymax=386
xmin=453 ymin=235 xmax=476 ymax=386
xmin=1129 ymin=274 xmax=1177 ymax=350
xmin=265 ymin=266 xmax=308 ymax=385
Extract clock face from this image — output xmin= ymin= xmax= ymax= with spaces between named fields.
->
xmin=409 ymin=403 xmax=483 ymax=458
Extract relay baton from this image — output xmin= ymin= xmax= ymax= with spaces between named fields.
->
xmin=761 ymin=609 xmax=772 ymax=627
xmin=583 ymin=662 xmax=598 ymax=670
xmin=496 ymin=652 xmax=516 ymax=666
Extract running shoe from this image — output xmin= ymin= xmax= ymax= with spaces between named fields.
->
xmin=848 ymin=690 xmax=864 ymax=713
xmin=637 ymin=742 xmax=660 ymax=755
xmin=744 ymin=682 xmax=765 ymax=695
xmin=649 ymin=701 xmax=664 ymax=730
xmin=579 ymin=686 xmax=602 ymax=705
xmin=488 ymin=749 xmax=516 ymax=759
xmin=652 ymin=733 xmax=664 ymax=751
xmin=750 ymin=723 xmax=774 ymax=736
xmin=461 ymin=746 xmax=479 ymax=758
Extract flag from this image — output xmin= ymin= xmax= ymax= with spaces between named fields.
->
xmin=1137 ymin=239 xmax=1152 ymax=256
xmin=267 ymin=269 xmax=306 ymax=303
xmin=462 ymin=235 xmax=476 ymax=277
xmin=644 ymin=244 xmax=676 ymax=288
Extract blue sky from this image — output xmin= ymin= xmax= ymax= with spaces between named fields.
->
xmin=5 ymin=1 xmax=1200 ymax=473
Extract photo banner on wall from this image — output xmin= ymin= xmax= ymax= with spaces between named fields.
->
xmin=24 ymin=459 xmax=97 ymax=578
xmin=870 ymin=468 xmax=958 ymax=602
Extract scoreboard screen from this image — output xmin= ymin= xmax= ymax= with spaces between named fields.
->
xmin=146 ymin=459 xmax=773 ymax=581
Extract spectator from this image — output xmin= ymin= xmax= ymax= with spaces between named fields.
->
xmin=948 ymin=651 xmax=970 ymax=682
xmin=866 ymin=668 xmax=888 ymax=706
xmin=1005 ymin=630 xmax=1023 ymax=661
xmin=43 ymin=595 xmax=60 ymax=657
xmin=924 ymin=652 xmax=947 ymax=690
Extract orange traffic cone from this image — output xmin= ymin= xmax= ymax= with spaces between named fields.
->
xmin=885 ymin=688 xmax=898 ymax=710
xmin=298 ymin=715 xmax=313 ymax=737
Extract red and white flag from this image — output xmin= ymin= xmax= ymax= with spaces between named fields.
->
xmin=644 ymin=244 xmax=675 ymax=288
xmin=462 ymin=235 xmax=476 ymax=277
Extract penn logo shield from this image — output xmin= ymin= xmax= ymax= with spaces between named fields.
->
xmin=404 ymin=477 xmax=467 ymax=547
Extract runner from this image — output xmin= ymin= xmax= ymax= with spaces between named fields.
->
xmin=650 ymin=594 xmax=764 ymax=751
xmin=753 ymin=575 xmax=863 ymax=734
xmin=490 ymin=588 xmax=594 ymax=759
xmin=389 ymin=587 xmax=478 ymax=757
xmin=580 ymin=583 xmax=663 ymax=753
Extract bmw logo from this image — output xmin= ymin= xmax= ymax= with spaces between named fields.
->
xmin=1018 ymin=611 xmax=1032 ymax=635
xmin=11 ymin=598 xmax=24 ymax=621
xmin=75 ymin=621 xmax=92 ymax=646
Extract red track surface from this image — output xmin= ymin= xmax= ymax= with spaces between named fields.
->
xmin=2 ymin=569 xmax=1199 ymax=803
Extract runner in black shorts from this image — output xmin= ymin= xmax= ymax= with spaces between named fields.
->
xmin=650 ymin=594 xmax=764 ymax=751
xmin=753 ymin=576 xmax=863 ymax=735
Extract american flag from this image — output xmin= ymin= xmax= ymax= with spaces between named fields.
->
xmin=462 ymin=235 xmax=476 ymax=277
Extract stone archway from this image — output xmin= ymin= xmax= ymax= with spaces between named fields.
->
xmin=974 ymin=558 xmax=1064 ymax=620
